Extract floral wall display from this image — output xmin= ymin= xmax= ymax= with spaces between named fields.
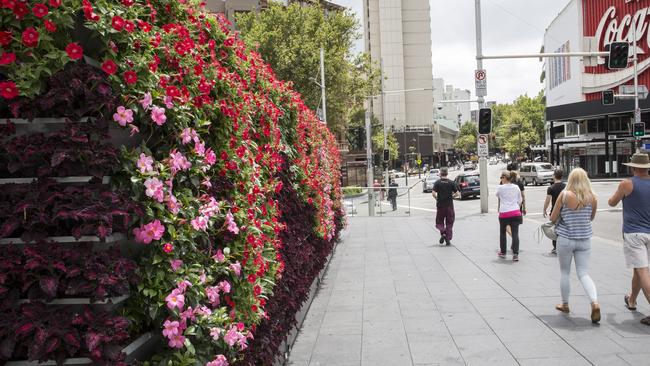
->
xmin=0 ymin=0 xmax=343 ymax=365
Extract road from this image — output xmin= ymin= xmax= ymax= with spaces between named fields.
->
xmin=350 ymin=163 xmax=625 ymax=246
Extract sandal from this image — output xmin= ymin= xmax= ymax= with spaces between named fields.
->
xmin=555 ymin=303 xmax=570 ymax=313
xmin=641 ymin=316 xmax=650 ymax=326
xmin=624 ymin=295 xmax=637 ymax=311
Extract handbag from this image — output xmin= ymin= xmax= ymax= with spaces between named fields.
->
xmin=540 ymin=221 xmax=558 ymax=240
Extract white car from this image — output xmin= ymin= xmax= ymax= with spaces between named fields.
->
xmin=394 ymin=171 xmax=406 ymax=178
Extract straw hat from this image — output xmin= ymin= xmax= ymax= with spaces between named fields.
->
xmin=623 ymin=153 xmax=650 ymax=169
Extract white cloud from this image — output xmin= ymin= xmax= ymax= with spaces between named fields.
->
xmin=334 ymin=0 xmax=570 ymax=103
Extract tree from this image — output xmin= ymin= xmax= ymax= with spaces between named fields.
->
xmin=372 ymin=129 xmax=399 ymax=164
xmin=454 ymin=122 xmax=478 ymax=153
xmin=237 ymin=3 xmax=380 ymax=136
xmin=488 ymin=91 xmax=545 ymax=155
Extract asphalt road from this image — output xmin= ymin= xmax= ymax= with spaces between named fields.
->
xmin=353 ymin=163 xmax=625 ymax=246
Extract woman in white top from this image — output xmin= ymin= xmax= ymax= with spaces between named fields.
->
xmin=496 ymin=171 xmax=523 ymax=261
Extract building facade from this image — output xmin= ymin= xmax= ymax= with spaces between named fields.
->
xmin=363 ymin=0 xmax=436 ymax=129
xmin=544 ymin=0 xmax=650 ymax=177
xmin=433 ymin=78 xmax=472 ymax=124
xmin=205 ymin=0 xmax=341 ymax=25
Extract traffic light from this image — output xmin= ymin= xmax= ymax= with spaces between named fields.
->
xmin=602 ymin=90 xmax=615 ymax=105
xmin=633 ymin=122 xmax=646 ymax=138
xmin=478 ymin=108 xmax=492 ymax=134
xmin=383 ymin=149 xmax=389 ymax=162
xmin=607 ymin=42 xmax=629 ymax=69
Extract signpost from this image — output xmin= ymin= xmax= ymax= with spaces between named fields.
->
xmin=477 ymin=134 xmax=489 ymax=157
xmin=475 ymin=69 xmax=487 ymax=97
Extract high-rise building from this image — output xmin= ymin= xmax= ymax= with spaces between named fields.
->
xmin=363 ymin=0 xmax=435 ymax=129
xmin=205 ymin=0 xmax=342 ymax=25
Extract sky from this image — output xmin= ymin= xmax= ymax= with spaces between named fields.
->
xmin=332 ymin=0 xmax=571 ymax=104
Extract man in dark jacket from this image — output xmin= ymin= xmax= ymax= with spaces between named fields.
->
xmin=432 ymin=168 xmax=460 ymax=245
xmin=388 ymin=179 xmax=398 ymax=211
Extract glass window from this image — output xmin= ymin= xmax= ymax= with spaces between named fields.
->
xmin=538 ymin=164 xmax=554 ymax=171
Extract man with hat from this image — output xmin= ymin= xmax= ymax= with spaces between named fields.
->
xmin=608 ymin=152 xmax=650 ymax=325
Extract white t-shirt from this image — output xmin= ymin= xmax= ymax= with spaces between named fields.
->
xmin=496 ymin=183 xmax=522 ymax=213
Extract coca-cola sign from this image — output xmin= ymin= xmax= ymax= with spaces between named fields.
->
xmin=583 ymin=0 xmax=650 ymax=95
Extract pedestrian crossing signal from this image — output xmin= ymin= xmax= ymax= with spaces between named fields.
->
xmin=602 ymin=90 xmax=614 ymax=105
xmin=383 ymin=149 xmax=389 ymax=161
xmin=478 ymin=108 xmax=492 ymax=134
xmin=633 ymin=122 xmax=645 ymax=137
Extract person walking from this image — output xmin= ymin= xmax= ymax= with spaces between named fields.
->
xmin=550 ymin=168 xmax=600 ymax=323
xmin=607 ymin=153 xmax=650 ymax=326
xmin=496 ymin=170 xmax=523 ymax=261
xmin=387 ymin=179 xmax=398 ymax=211
xmin=543 ymin=169 xmax=566 ymax=255
xmin=432 ymin=168 xmax=460 ymax=246
xmin=373 ymin=179 xmax=382 ymax=207
xmin=506 ymin=163 xmax=526 ymax=237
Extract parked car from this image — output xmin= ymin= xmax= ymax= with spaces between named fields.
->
xmin=422 ymin=174 xmax=439 ymax=193
xmin=519 ymin=162 xmax=555 ymax=186
xmin=393 ymin=171 xmax=406 ymax=178
xmin=463 ymin=161 xmax=476 ymax=171
xmin=427 ymin=168 xmax=440 ymax=177
xmin=454 ymin=172 xmax=480 ymax=199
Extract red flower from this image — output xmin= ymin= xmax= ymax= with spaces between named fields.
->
xmin=0 ymin=81 xmax=18 ymax=99
xmin=101 ymin=60 xmax=117 ymax=75
xmin=0 ymin=52 xmax=16 ymax=65
xmin=32 ymin=3 xmax=48 ymax=18
xmin=49 ymin=0 xmax=61 ymax=7
xmin=123 ymin=70 xmax=137 ymax=85
xmin=65 ymin=43 xmax=83 ymax=60
xmin=137 ymin=20 xmax=152 ymax=32
xmin=44 ymin=20 xmax=57 ymax=32
xmin=13 ymin=1 xmax=28 ymax=19
xmin=148 ymin=62 xmax=158 ymax=72
xmin=1 ymin=0 xmax=15 ymax=10
xmin=124 ymin=20 xmax=135 ymax=33
xmin=0 ymin=31 xmax=11 ymax=46
xmin=111 ymin=15 xmax=124 ymax=31
xmin=21 ymin=27 xmax=39 ymax=48
xmin=121 ymin=0 xmax=134 ymax=6
xmin=247 ymin=274 xmax=256 ymax=284
xmin=162 ymin=243 xmax=173 ymax=253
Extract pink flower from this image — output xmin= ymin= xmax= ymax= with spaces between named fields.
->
xmin=229 ymin=262 xmax=241 ymax=277
xmin=129 ymin=124 xmax=140 ymax=137
xmin=169 ymin=150 xmax=191 ymax=174
xmin=133 ymin=220 xmax=165 ymax=244
xmin=180 ymin=128 xmax=197 ymax=144
xmin=168 ymin=334 xmax=185 ymax=349
xmin=199 ymin=272 xmax=207 ymax=284
xmin=194 ymin=141 xmax=206 ymax=156
xmin=223 ymin=327 xmax=243 ymax=347
xmin=201 ymin=178 xmax=212 ymax=188
xmin=140 ymin=92 xmax=152 ymax=110
xmin=206 ymin=286 xmax=220 ymax=306
xmin=179 ymin=306 xmax=196 ymax=322
xmin=199 ymin=197 xmax=219 ymax=218
xmin=166 ymin=194 xmax=180 ymax=214
xmin=218 ymin=280 xmax=231 ymax=294
xmin=137 ymin=153 xmax=154 ymax=173
xmin=170 ymin=259 xmax=183 ymax=272
xmin=162 ymin=242 xmax=174 ymax=253
xmin=177 ymin=280 xmax=192 ymax=292
xmin=209 ymin=328 xmax=223 ymax=341
xmin=162 ymin=320 xmax=180 ymax=338
xmin=113 ymin=106 xmax=133 ymax=126
xmin=191 ymin=215 xmax=208 ymax=231
xmin=213 ymin=249 xmax=226 ymax=262
xmin=204 ymin=148 xmax=216 ymax=166
xmin=151 ymin=106 xmax=167 ymax=125
xmin=164 ymin=95 xmax=174 ymax=108
xmin=226 ymin=211 xmax=239 ymax=234
xmin=195 ymin=305 xmax=212 ymax=317
xmin=206 ymin=355 xmax=229 ymax=366
xmin=165 ymin=289 xmax=185 ymax=310
xmin=144 ymin=177 xmax=164 ymax=202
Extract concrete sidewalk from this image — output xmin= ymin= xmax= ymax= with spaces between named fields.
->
xmin=287 ymin=213 xmax=650 ymax=366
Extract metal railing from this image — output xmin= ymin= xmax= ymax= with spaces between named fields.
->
xmin=342 ymin=180 xmax=421 ymax=217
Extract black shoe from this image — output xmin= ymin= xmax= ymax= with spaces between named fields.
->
xmin=439 ymin=236 xmax=445 ymax=244
xmin=445 ymin=239 xmax=451 ymax=246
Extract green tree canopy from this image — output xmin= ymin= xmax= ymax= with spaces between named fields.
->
xmin=493 ymin=91 xmax=545 ymax=157
xmin=454 ymin=122 xmax=478 ymax=153
xmin=237 ymin=3 xmax=379 ymax=136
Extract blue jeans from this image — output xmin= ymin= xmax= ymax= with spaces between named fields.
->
xmin=557 ymin=236 xmax=598 ymax=303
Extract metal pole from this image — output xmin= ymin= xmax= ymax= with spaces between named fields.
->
xmin=320 ymin=46 xmax=327 ymax=125
xmin=633 ymin=21 xmax=641 ymax=153
xmin=475 ymin=0 xmax=488 ymax=214
xmin=381 ymin=59 xmax=390 ymax=208
xmin=480 ymin=51 xmax=608 ymax=59
xmin=365 ymin=104 xmax=375 ymax=216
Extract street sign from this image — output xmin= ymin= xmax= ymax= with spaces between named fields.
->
xmin=475 ymin=69 xmax=487 ymax=97
xmin=619 ymin=85 xmax=649 ymax=99
xmin=644 ymin=143 xmax=650 ymax=150
xmin=477 ymin=134 xmax=489 ymax=157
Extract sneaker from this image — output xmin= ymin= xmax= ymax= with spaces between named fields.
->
xmin=445 ymin=239 xmax=451 ymax=246
xmin=513 ymin=254 xmax=519 ymax=262
xmin=439 ymin=236 xmax=445 ymax=244
xmin=497 ymin=251 xmax=506 ymax=258
xmin=551 ymin=249 xmax=557 ymax=255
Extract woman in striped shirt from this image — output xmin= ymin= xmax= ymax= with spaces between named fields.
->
xmin=550 ymin=168 xmax=600 ymax=323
